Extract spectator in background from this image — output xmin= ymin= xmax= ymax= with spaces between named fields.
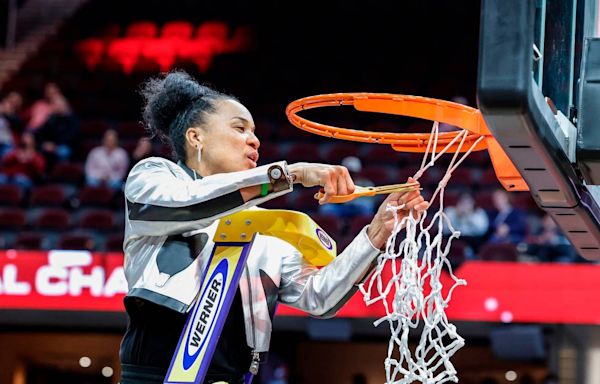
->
xmin=131 ymin=137 xmax=155 ymax=164
xmin=318 ymin=156 xmax=376 ymax=218
xmin=0 ymin=91 xmax=24 ymax=131
xmin=527 ymin=213 xmax=576 ymax=262
xmin=443 ymin=192 xmax=489 ymax=253
xmin=0 ymin=91 xmax=24 ymax=158
xmin=0 ymin=132 xmax=45 ymax=191
xmin=85 ymin=129 xmax=129 ymax=190
xmin=34 ymin=95 xmax=78 ymax=167
xmin=25 ymin=81 xmax=66 ymax=131
xmin=487 ymin=188 xmax=527 ymax=244
xmin=127 ymin=136 xmax=156 ymax=175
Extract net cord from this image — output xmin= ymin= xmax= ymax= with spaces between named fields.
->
xmin=359 ymin=123 xmax=485 ymax=384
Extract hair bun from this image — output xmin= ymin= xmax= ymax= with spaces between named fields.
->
xmin=140 ymin=70 xmax=205 ymax=137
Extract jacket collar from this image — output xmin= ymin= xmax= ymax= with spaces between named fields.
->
xmin=177 ymin=160 xmax=202 ymax=180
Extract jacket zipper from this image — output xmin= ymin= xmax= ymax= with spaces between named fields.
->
xmin=245 ymin=264 xmax=260 ymax=375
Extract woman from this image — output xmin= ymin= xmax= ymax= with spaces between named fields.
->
xmin=119 ymin=71 xmax=427 ymax=383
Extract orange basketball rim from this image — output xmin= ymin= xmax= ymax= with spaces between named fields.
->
xmin=285 ymin=93 xmax=527 ymax=191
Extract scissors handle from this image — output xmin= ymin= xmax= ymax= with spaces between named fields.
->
xmin=314 ymin=182 xmax=421 ymax=204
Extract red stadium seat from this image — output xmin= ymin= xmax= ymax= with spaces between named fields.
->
xmin=175 ymin=39 xmax=216 ymax=73
xmin=359 ymin=165 xmax=396 ymax=185
xmin=106 ymin=38 xmax=143 ymax=73
xmin=394 ymin=168 xmax=417 ymax=184
xmin=0 ymin=184 xmax=23 ymax=206
xmin=34 ymin=208 xmax=70 ymax=231
xmin=446 ymin=167 xmax=476 ymax=188
xmin=57 ymin=233 xmax=95 ymax=251
xmin=322 ymin=143 xmax=361 ymax=164
xmin=197 ymin=35 xmax=228 ymax=55
xmin=462 ymin=149 xmax=490 ymax=167
xmin=132 ymin=56 xmax=162 ymax=74
xmin=78 ymin=186 xmax=115 ymax=207
xmin=29 ymin=185 xmax=67 ymax=207
xmin=78 ymin=209 xmax=115 ymax=231
xmin=100 ymin=23 xmax=121 ymax=39
xmin=285 ymin=144 xmax=322 ymax=163
xmin=478 ymin=243 xmax=519 ymax=262
xmin=276 ymin=123 xmax=314 ymax=141
xmin=140 ymin=38 xmax=177 ymax=72
xmin=362 ymin=145 xmax=402 ymax=165
xmin=474 ymin=190 xmax=495 ymax=211
xmin=105 ymin=233 xmax=125 ymax=252
xmin=195 ymin=21 xmax=229 ymax=40
xmin=440 ymin=189 xmax=461 ymax=208
xmin=125 ymin=21 xmax=158 ymax=38
xmin=13 ymin=232 xmax=45 ymax=250
xmin=75 ymin=38 xmax=105 ymax=70
xmin=0 ymin=207 xmax=26 ymax=230
xmin=223 ymin=25 xmax=254 ymax=53
xmin=256 ymin=143 xmax=282 ymax=163
xmin=478 ymin=168 xmax=502 ymax=189
xmin=286 ymin=190 xmax=320 ymax=213
xmin=512 ymin=192 xmax=539 ymax=212
xmin=161 ymin=21 xmax=194 ymax=39
xmin=48 ymin=163 xmax=84 ymax=185
xmin=80 ymin=119 xmax=112 ymax=139
xmin=116 ymin=121 xmax=146 ymax=139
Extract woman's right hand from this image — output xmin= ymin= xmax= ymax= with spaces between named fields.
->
xmin=288 ymin=162 xmax=355 ymax=204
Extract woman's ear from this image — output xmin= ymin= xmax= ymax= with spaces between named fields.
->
xmin=185 ymin=127 xmax=203 ymax=149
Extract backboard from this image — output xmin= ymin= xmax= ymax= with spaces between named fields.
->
xmin=477 ymin=0 xmax=600 ymax=260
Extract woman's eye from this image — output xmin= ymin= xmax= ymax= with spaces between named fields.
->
xmin=235 ymin=126 xmax=245 ymax=132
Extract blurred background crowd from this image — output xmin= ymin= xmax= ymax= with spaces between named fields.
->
xmin=0 ymin=77 xmax=581 ymax=264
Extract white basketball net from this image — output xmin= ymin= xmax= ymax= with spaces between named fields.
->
xmin=359 ymin=122 xmax=485 ymax=384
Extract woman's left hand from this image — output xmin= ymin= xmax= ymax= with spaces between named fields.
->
xmin=367 ymin=178 xmax=429 ymax=250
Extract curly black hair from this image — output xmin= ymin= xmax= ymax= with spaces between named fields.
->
xmin=140 ymin=70 xmax=237 ymax=162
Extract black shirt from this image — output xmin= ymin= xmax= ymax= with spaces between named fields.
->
xmin=120 ymin=289 xmax=252 ymax=383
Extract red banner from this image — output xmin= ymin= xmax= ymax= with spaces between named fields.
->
xmin=0 ymin=250 xmax=126 ymax=311
xmin=2 ymin=250 xmax=600 ymax=324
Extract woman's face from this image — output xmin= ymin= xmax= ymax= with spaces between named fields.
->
xmin=199 ymin=99 xmax=260 ymax=175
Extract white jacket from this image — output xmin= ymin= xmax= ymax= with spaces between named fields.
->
xmin=122 ymin=157 xmax=381 ymax=354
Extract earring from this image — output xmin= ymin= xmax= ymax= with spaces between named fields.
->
xmin=196 ymin=145 xmax=202 ymax=163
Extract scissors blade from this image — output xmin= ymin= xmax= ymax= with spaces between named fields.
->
xmin=314 ymin=182 xmax=421 ymax=204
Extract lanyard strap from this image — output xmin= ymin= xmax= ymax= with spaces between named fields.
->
xmin=164 ymin=240 xmax=253 ymax=384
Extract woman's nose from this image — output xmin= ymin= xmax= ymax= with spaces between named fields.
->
xmin=248 ymin=131 xmax=260 ymax=149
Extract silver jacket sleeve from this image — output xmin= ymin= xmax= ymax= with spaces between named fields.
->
xmin=278 ymin=225 xmax=380 ymax=317
xmin=124 ymin=157 xmax=292 ymax=237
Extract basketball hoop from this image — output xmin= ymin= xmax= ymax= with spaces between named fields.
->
xmin=286 ymin=93 xmax=526 ymax=191
xmin=286 ymin=93 xmax=527 ymax=384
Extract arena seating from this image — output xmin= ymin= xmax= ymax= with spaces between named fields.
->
xmin=0 ymin=3 xmax=542 ymax=261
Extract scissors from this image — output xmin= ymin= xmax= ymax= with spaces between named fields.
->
xmin=314 ymin=181 xmax=421 ymax=204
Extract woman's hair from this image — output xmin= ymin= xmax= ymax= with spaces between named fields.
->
xmin=140 ymin=70 xmax=237 ymax=162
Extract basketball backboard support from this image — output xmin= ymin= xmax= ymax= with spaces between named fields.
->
xmin=477 ymin=0 xmax=600 ymax=260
